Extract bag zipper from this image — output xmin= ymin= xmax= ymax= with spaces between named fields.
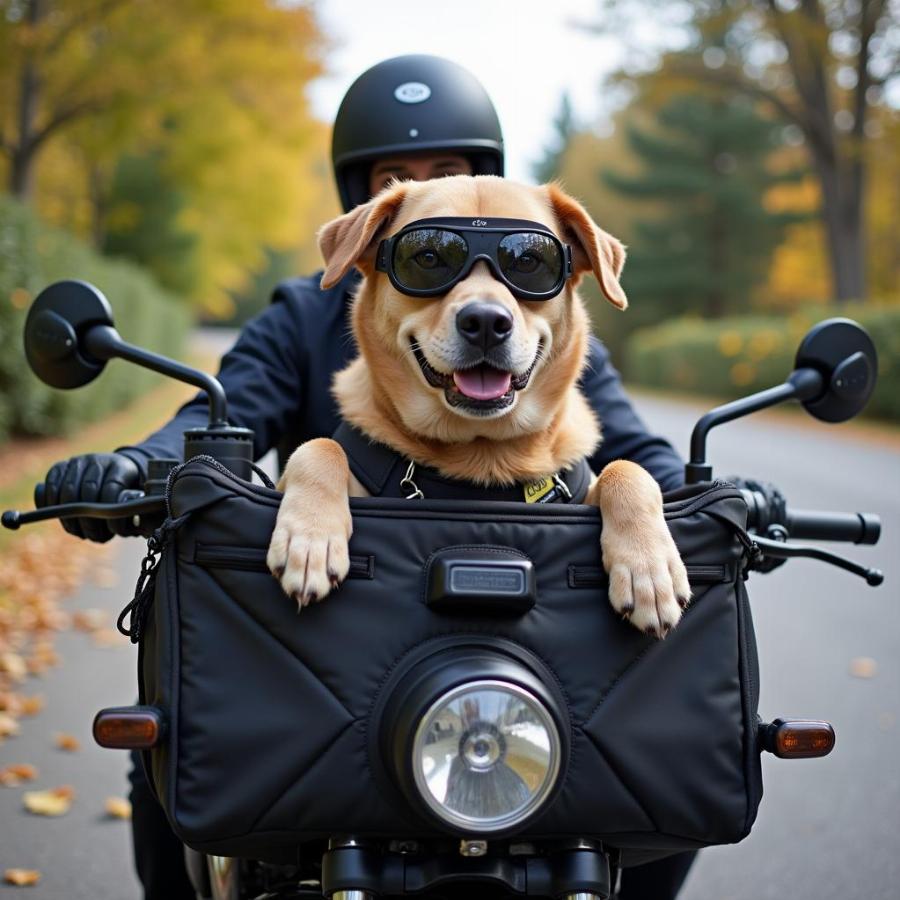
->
xmin=567 ymin=563 xmax=732 ymax=589
xmin=194 ymin=543 xmax=375 ymax=580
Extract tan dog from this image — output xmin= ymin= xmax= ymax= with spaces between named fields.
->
xmin=266 ymin=175 xmax=690 ymax=637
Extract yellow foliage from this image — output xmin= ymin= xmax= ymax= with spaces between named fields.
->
xmin=729 ymin=361 xmax=756 ymax=386
xmin=717 ymin=331 xmax=743 ymax=357
xmin=747 ymin=329 xmax=782 ymax=360
xmin=0 ymin=0 xmax=330 ymax=312
xmin=763 ymin=220 xmax=831 ymax=308
xmin=866 ymin=109 xmax=900 ymax=299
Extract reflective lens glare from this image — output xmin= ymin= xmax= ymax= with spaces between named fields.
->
xmin=394 ymin=229 xmax=469 ymax=292
xmin=498 ymin=233 xmax=563 ymax=294
xmin=412 ymin=680 xmax=560 ymax=832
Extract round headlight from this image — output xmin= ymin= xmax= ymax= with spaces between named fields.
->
xmin=411 ymin=679 xmax=561 ymax=832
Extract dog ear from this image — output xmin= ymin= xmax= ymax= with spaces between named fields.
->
xmin=318 ymin=182 xmax=409 ymax=289
xmin=546 ymin=182 xmax=627 ymax=310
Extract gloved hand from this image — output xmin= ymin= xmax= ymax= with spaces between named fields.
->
xmin=729 ymin=476 xmax=787 ymax=572
xmin=37 ymin=452 xmax=143 ymax=542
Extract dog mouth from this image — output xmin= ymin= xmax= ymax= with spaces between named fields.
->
xmin=411 ymin=340 xmax=541 ymax=413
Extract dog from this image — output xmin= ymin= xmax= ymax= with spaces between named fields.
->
xmin=266 ymin=175 xmax=690 ymax=637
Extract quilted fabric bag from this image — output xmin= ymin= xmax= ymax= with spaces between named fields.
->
xmin=135 ymin=456 xmax=761 ymax=866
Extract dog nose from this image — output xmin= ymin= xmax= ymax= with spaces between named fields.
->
xmin=456 ymin=302 xmax=513 ymax=351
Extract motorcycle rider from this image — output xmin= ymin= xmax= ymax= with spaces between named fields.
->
xmin=38 ymin=55 xmax=696 ymax=900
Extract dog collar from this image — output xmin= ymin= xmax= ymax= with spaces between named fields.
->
xmin=333 ymin=422 xmax=590 ymax=504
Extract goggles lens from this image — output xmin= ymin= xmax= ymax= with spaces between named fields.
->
xmin=394 ymin=229 xmax=469 ymax=292
xmin=498 ymin=232 xmax=563 ymax=295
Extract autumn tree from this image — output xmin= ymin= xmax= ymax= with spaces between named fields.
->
xmin=604 ymin=94 xmax=806 ymax=318
xmin=533 ymin=93 xmax=577 ymax=183
xmin=0 ymin=0 xmax=331 ymax=312
xmin=581 ymin=0 xmax=900 ymax=302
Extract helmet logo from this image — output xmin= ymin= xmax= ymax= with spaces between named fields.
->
xmin=394 ymin=82 xmax=431 ymax=104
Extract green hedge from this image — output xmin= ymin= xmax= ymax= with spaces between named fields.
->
xmin=0 ymin=195 xmax=191 ymax=441
xmin=623 ymin=304 xmax=900 ymax=422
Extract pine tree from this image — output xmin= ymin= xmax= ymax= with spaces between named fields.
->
xmin=533 ymin=93 xmax=576 ymax=184
xmin=604 ymin=95 xmax=805 ymax=318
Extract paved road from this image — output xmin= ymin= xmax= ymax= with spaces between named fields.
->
xmin=635 ymin=393 xmax=900 ymax=900
xmin=0 ymin=541 xmax=144 ymax=900
xmin=1 ymin=387 xmax=897 ymax=899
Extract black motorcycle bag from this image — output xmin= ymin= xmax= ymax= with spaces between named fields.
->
xmin=137 ymin=456 xmax=762 ymax=867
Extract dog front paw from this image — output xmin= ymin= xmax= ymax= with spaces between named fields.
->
xmin=602 ymin=524 xmax=691 ymax=638
xmin=267 ymin=512 xmax=351 ymax=608
xmin=266 ymin=439 xmax=353 ymax=609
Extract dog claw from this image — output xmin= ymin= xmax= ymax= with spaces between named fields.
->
xmin=677 ymin=594 xmax=690 ymax=609
xmin=305 ymin=591 xmax=318 ymax=605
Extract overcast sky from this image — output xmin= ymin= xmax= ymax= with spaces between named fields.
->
xmin=306 ymin=0 xmax=626 ymax=184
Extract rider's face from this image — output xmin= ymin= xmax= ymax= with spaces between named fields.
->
xmin=368 ymin=153 xmax=473 ymax=196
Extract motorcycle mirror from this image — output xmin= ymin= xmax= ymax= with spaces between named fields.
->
xmin=794 ymin=317 xmax=877 ymax=423
xmin=24 ymin=280 xmax=115 ymax=389
xmin=685 ymin=317 xmax=878 ymax=483
xmin=22 ymin=279 xmax=232 ymax=430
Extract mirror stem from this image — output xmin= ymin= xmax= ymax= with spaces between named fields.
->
xmin=685 ymin=367 xmax=823 ymax=484
xmin=84 ymin=325 xmax=229 ymax=427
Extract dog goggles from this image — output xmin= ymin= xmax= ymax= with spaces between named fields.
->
xmin=375 ymin=218 xmax=573 ymax=300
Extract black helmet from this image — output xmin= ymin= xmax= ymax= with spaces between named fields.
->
xmin=332 ymin=55 xmax=504 ymax=211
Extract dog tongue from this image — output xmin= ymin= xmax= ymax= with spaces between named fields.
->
xmin=453 ymin=365 xmax=512 ymax=401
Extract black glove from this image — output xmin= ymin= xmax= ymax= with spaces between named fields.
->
xmin=729 ymin=476 xmax=787 ymax=573
xmin=38 ymin=452 xmax=143 ymax=542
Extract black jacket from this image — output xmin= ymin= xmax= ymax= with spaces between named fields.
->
xmin=122 ymin=272 xmax=685 ymax=491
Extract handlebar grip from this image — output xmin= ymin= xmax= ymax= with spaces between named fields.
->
xmin=786 ymin=509 xmax=881 ymax=545
xmin=741 ymin=489 xmax=881 ymax=545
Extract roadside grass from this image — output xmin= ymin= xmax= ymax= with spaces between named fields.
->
xmin=0 ymin=375 xmax=199 ymax=545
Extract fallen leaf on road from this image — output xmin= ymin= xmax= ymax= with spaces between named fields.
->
xmin=91 ymin=628 xmax=123 ymax=648
xmin=72 ymin=609 xmax=107 ymax=632
xmin=23 ymin=785 xmax=75 ymax=816
xmin=0 ymin=692 xmax=22 ymax=715
xmin=55 ymin=732 xmax=80 ymax=751
xmin=849 ymin=657 xmax=877 ymax=678
xmin=0 ymin=712 xmax=21 ymax=739
xmin=0 ymin=764 xmax=39 ymax=786
xmin=3 ymin=868 xmax=41 ymax=886
xmin=104 ymin=796 xmax=132 ymax=819
xmin=93 ymin=568 xmax=119 ymax=589
xmin=19 ymin=695 xmax=45 ymax=716
xmin=0 ymin=652 xmax=27 ymax=682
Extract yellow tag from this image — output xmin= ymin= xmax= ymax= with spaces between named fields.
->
xmin=523 ymin=477 xmax=554 ymax=503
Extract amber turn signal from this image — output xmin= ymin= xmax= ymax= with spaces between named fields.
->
xmin=761 ymin=718 xmax=835 ymax=759
xmin=93 ymin=706 xmax=165 ymax=749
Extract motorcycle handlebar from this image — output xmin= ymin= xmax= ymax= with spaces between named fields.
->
xmin=741 ymin=489 xmax=881 ymax=546
xmin=6 ymin=482 xmax=883 ymax=555
xmin=2 ymin=492 xmax=164 ymax=531
xmin=786 ymin=509 xmax=881 ymax=545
